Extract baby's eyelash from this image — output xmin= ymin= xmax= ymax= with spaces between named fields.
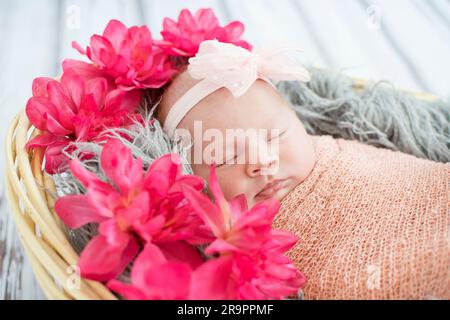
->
xmin=215 ymin=130 xmax=287 ymax=168
xmin=268 ymin=129 xmax=287 ymax=142
xmin=215 ymin=154 xmax=238 ymax=168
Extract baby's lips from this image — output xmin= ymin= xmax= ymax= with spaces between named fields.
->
xmin=256 ymin=178 xmax=288 ymax=198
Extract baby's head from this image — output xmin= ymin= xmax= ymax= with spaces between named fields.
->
xmin=156 ymin=41 xmax=316 ymax=207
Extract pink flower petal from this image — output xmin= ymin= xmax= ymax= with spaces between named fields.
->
xmin=107 ymin=280 xmax=147 ymax=300
xmin=178 ymin=9 xmax=196 ymax=29
xmin=127 ymin=25 xmax=153 ymax=52
xmin=55 ymin=194 xmax=105 ymax=228
xmin=43 ymin=112 xmax=72 ymax=136
xmin=205 ymin=238 xmax=240 ymax=255
xmin=230 ymin=39 xmax=253 ymax=52
xmin=161 ymin=18 xmax=179 ymax=35
xmin=69 ymin=160 xmax=103 ymax=188
xmin=189 ymin=256 xmax=233 ymax=300
xmin=146 ymin=153 xmax=181 ymax=185
xmin=25 ymin=133 xmax=61 ymax=150
xmin=69 ymin=160 xmax=118 ymax=218
xmin=128 ymin=243 xmax=192 ymax=299
xmin=102 ymin=19 xmax=128 ymax=52
xmin=182 ymin=184 xmax=225 ymax=237
xmin=266 ymin=229 xmax=298 ymax=252
xmin=89 ymin=34 xmax=116 ymax=67
xmin=169 ymin=175 xmax=204 ymax=194
xmin=100 ymin=139 xmax=144 ymax=195
xmin=237 ymin=282 xmax=267 ymax=300
xmin=133 ymin=215 xmax=166 ymax=242
xmin=255 ymin=275 xmax=300 ymax=298
xmin=102 ymin=88 xmax=141 ymax=116
xmin=62 ymin=59 xmax=104 ymax=79
xmin=117 ymin=191 xmax=150 ymax=224
xmin=223 ymin=21 xmax=245 ymax=40
xmin=71 ymin=41 xmax=87 ymax=55
xmin=60 ymin=73 xmax=86 ymax=109
xmin=46 ymin=81 xmax=76 ymax=129
xmin=142 ymin=262 xmax=192 ymax=299
xmin=142 ymin=170 xmax=170 ymax=205
xmin=77 ymin=93 xmax=101 ymax=120
xmin=157 ymin=241 xmax=204 ymax=269
xmin=98 ymin=219 xmax=133 ymax=247
xmin=78 ymin=234 xmax=138 ymax=281
xmin=208 ymin=165 xmax=232 ymax=224
xmin=43 ymin=141 xmax=71 ymax=174
xmin=107 ymin=56 xmax=130 ymax=81
xmin=32 ymin=77 xmax=53 ymax=97
xmin=254 ymin=198 xmax=281 ymax=215
xmin=26 ymin=96 xmax=59 ymax=131
xmin=264 ymin=260 xmax=302 ymax=281
xmin=130 ymin=243 xmax=167 ymax=283
xmin=85 ymin=77 xmax=107 ymax=108
xmin=228 ymin=194 xmax=248 ymax=223
xmin=194 ymin=8 xmax=220 ymax=30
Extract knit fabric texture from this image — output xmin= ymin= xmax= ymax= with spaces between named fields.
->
xmin=273 ymin=135 xmax=450 ymax=299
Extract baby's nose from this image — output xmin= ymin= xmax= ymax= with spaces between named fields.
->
xmin=245 ymin=140 xmax=279 ymax=177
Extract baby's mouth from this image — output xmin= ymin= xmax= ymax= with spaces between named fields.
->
xmin=255 ymin=178 xmax=288 ymax=200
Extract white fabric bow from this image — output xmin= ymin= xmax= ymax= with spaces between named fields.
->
xmin=187 ymin=39 xmax=311 ymax=97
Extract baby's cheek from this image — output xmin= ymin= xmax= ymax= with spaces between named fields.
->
xmin=279 ymin=141 xmax=302 ymax=168
xmin=215 ymin=167 xmax=252 ymax=201
xmin=279 ymin=134 xmax=316 ymax=182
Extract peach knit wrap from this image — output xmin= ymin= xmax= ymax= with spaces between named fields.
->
xmin=273 ymin=135 xmax=450 ymax=299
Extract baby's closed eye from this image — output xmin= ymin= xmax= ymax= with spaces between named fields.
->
xmin=215 ymin=128 xmax=287 ymax=168
xmin=268 ymin=128 xmax=288 ymax=142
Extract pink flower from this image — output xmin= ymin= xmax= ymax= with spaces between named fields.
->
xmin=55 ymin=139 xmax=207 ymax=281
xmin=183 ymin=165 xmax=307 ymax=299
xmin=190 ymin=244 xmax=307 ymax=300
xmin=182 ymin=165 xmax=280 ymax=254
xmin=157 ymin=8 xmax=252 ymax=57
xmin=26 ymin=74 xmax=141 ymax=174
xmin=91 ymin=158 xmax=304 ymax=299
xmin=107 ymin=243 xmax=196 ymax=300
xmin=66 ymin=20 xmax=178 ymax=90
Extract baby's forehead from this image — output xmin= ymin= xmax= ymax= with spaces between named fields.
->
xmin=205 ymin=83 xmax=284 ymax=128
xmin=158 ymin=70 xmax=286 ymax=131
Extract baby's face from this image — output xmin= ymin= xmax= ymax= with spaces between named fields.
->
xmin=159 ymin=71 xmax=316 ymax=207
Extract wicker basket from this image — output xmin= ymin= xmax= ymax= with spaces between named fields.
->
xmin=4 ymin=78 xmax=438 ymax=300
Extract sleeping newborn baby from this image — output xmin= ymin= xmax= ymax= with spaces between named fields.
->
xmin=156 ymin=40 xmax=450 ymax=299
xmin=158 ymin=70 xmax=316 ymax=208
